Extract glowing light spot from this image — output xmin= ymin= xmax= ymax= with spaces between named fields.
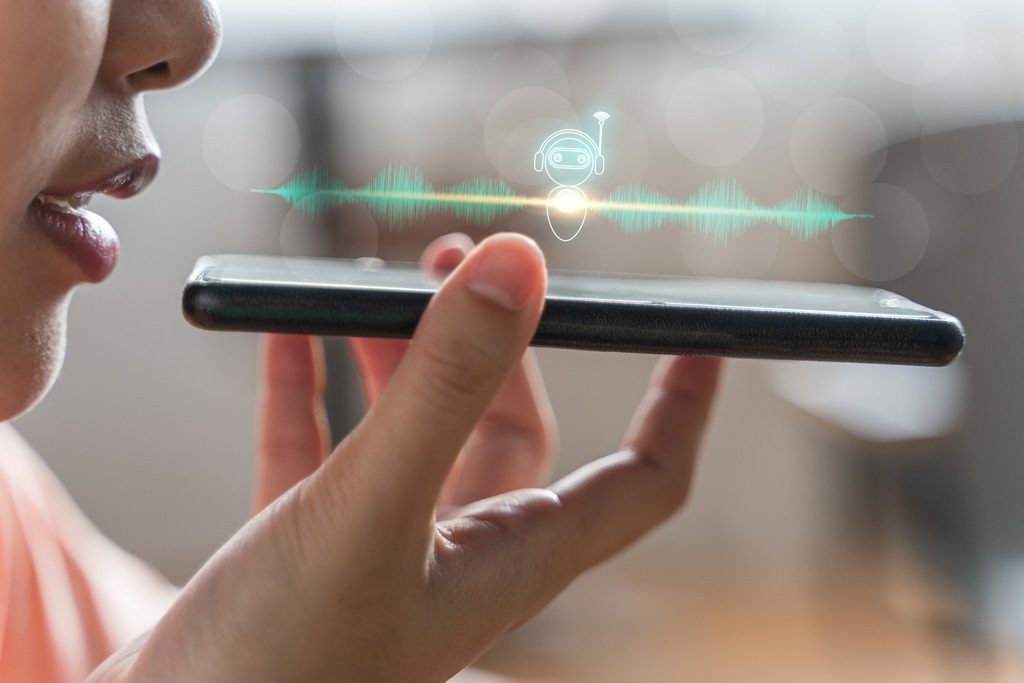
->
xmin=554 ymin=189 xmax=586 ymax=214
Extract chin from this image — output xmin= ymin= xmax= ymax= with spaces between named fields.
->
xmin=0 ymin=296 xmax=70 ymax=421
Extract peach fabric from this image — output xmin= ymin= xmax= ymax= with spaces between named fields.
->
xmin=0 ymin=425 xmax=175 ymax=683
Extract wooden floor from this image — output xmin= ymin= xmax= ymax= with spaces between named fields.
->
xmin=475 ymin=558 xmax=1023 ymax=683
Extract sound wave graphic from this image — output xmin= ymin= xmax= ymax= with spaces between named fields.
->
xmin=254 ymin=165 xmax=529 ymax=226
xmin=254 ymin=165 xmax=870 ymax=242
xmin=603 ymin=181 xmax=869 ymax=240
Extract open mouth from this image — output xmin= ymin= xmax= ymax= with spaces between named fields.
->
xmin=29 ymin=154 xmax=159 ymax=283
xmin=33 ymin=192 xmax=93 ymax=213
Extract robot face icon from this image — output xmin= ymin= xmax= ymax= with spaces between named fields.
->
xmin=534 ymin=130 xmax=605 ymax=188
xmin=535 ymin=111 xmax=610 ymax=241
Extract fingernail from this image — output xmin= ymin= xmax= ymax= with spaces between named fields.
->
xmin=465 ymin=235 xmax=541 ymax=311
xmin=429 ymin=245 xmax=468 ymax=281
xmin=424 ymin=233 xmax=473 ymax=282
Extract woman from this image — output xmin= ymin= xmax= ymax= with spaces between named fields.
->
xmin=0 ymin=1 xmax=721 ymax=681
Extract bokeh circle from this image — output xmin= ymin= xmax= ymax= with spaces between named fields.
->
xmin=790 ymin=98 xmax=888 ymax=196
xmin=867 ymin=0 xmax=965 ymax=85
xmin=912 ymin=46 xmax=1019 ymax=195
xmin=669 ymin=0 xmax=768 ymax=56
xmin=484 ymin=87 xmax=578 ymax=186
xmin=832 ymin=183 xmax=929 ymax=281
xmin=335 ymin=0 xmax=434 ymax=81
xmin=501 ymin=0 xmax=613 ymax=41
xmin=472 ymin=47 xmax=570 ymax=123
xmin=488 ymin=117 xmax=573 ymax=187
xmin=597 ymin=109 xmax=651 ymax=186
xmin=203 ymin=94 xmax=301 ymax=192
xmin=921 ymin=123 xmax=1019 ymax=195
xmin=666 ymin=69 xmax=765 ymax=167
xmin=751 ymin=7 xmax=850 ymax=104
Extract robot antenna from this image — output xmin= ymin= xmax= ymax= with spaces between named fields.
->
xmin=593 ymin=111 xmax=610 ymax=153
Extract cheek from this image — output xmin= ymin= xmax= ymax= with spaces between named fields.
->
xmin=0 ymin=0 xmax=107 ymax=418
xmin=0 ymin=0 xmax=109 ymax=213
xmin=0 ymin=292 xmax=70 ymax=420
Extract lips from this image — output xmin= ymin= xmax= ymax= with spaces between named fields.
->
xmin=42 ymin=154 xmax=160 ymax=201
xmin=30 ymin=154 xmax=159 ymax=283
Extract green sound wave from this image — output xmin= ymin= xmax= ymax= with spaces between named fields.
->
xmin=254 ymin=165 xmax=528 ymax=228
xmin=254 ymin=165 xmax=870 ymax=241
xmin=601 ymin=180 xmax=871 ymax=241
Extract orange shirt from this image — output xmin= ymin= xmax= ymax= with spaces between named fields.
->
xmin=0 ymin=425 xmax=175 ymax=683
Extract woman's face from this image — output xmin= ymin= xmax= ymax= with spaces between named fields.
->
xmin=0 ymin=0 xmax=220 ymax=420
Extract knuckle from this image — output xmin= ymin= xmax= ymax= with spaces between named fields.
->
xmin=662 ymin=474 xmax=695 ymax=514
xmin=438 ymin=489 xmax=564 ymax=597
xmin=655 ymin=476 xmax=695 ymax=525
xmin=492 ymin=490 xmax=568 ymax=590
xmin=483 ymin=489 xmax=560 ymax=543
xmin=631 ymin=447 xmax=697 ymax=520
xmin=415 ymin=335 xmax=503 ymax=408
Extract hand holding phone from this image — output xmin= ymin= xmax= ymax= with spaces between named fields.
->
xmin=124 ymin=233 xmax=722 ymax=682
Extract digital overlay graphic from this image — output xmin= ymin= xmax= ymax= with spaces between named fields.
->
xmin=254 ymin=111 xmax=871 ymax=244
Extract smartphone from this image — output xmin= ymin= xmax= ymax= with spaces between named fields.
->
xmin=182 ymin=254 xmax=964 ymax=366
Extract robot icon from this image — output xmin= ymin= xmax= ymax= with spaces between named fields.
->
xmin=534 ymin=111 xmax=610 ymax=242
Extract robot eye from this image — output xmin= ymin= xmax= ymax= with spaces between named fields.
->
xmin=553 ymin=153 xmax=563 ymax=163
xmin=577 ymin=153 xmax=587 ymax=164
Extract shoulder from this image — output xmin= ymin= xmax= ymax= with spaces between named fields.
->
xmin=0 ymin=422 xmax=61 ymax=521
xmin=0 ymin=422 xmax=178 ymax=662
xmin=0 ymin=422 xmax=98 ymax=540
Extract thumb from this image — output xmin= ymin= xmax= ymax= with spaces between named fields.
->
xmin=312 ymin=233 xmax=547 ymax=541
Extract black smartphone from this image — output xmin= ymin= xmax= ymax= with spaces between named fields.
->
xmin=182 ymin=254 xmax=964 ymax=366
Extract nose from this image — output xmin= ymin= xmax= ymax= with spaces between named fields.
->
xmin=101 ymin=0 xmax=222 ymax=94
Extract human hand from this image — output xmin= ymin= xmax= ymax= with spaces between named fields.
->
xmin=91 ymin=232 xmax=720 ymax=682
xmin=347 ymin=233 xmax=558 ymax=514
xmin=257 ymin=234 xmax=560 ymax=683
xmin=254 ymin=233 xmax=557 ymax=520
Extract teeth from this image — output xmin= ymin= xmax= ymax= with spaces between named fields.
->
xmin=35 ymin=193 xmax=89 ymax=211
xmin=38 ymin=194 xmax=73 ymax=210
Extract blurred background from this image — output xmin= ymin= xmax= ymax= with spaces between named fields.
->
xmin=13 ymin=0 xmax=1024 ymax=680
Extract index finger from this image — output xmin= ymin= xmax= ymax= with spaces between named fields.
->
xmin=256 ymin=334 xmax=330 ymax=511
xmin=448 ymin=356 xmax=722 ymax=617
xmin=550 ymin=356 xmax=722 ymax=571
